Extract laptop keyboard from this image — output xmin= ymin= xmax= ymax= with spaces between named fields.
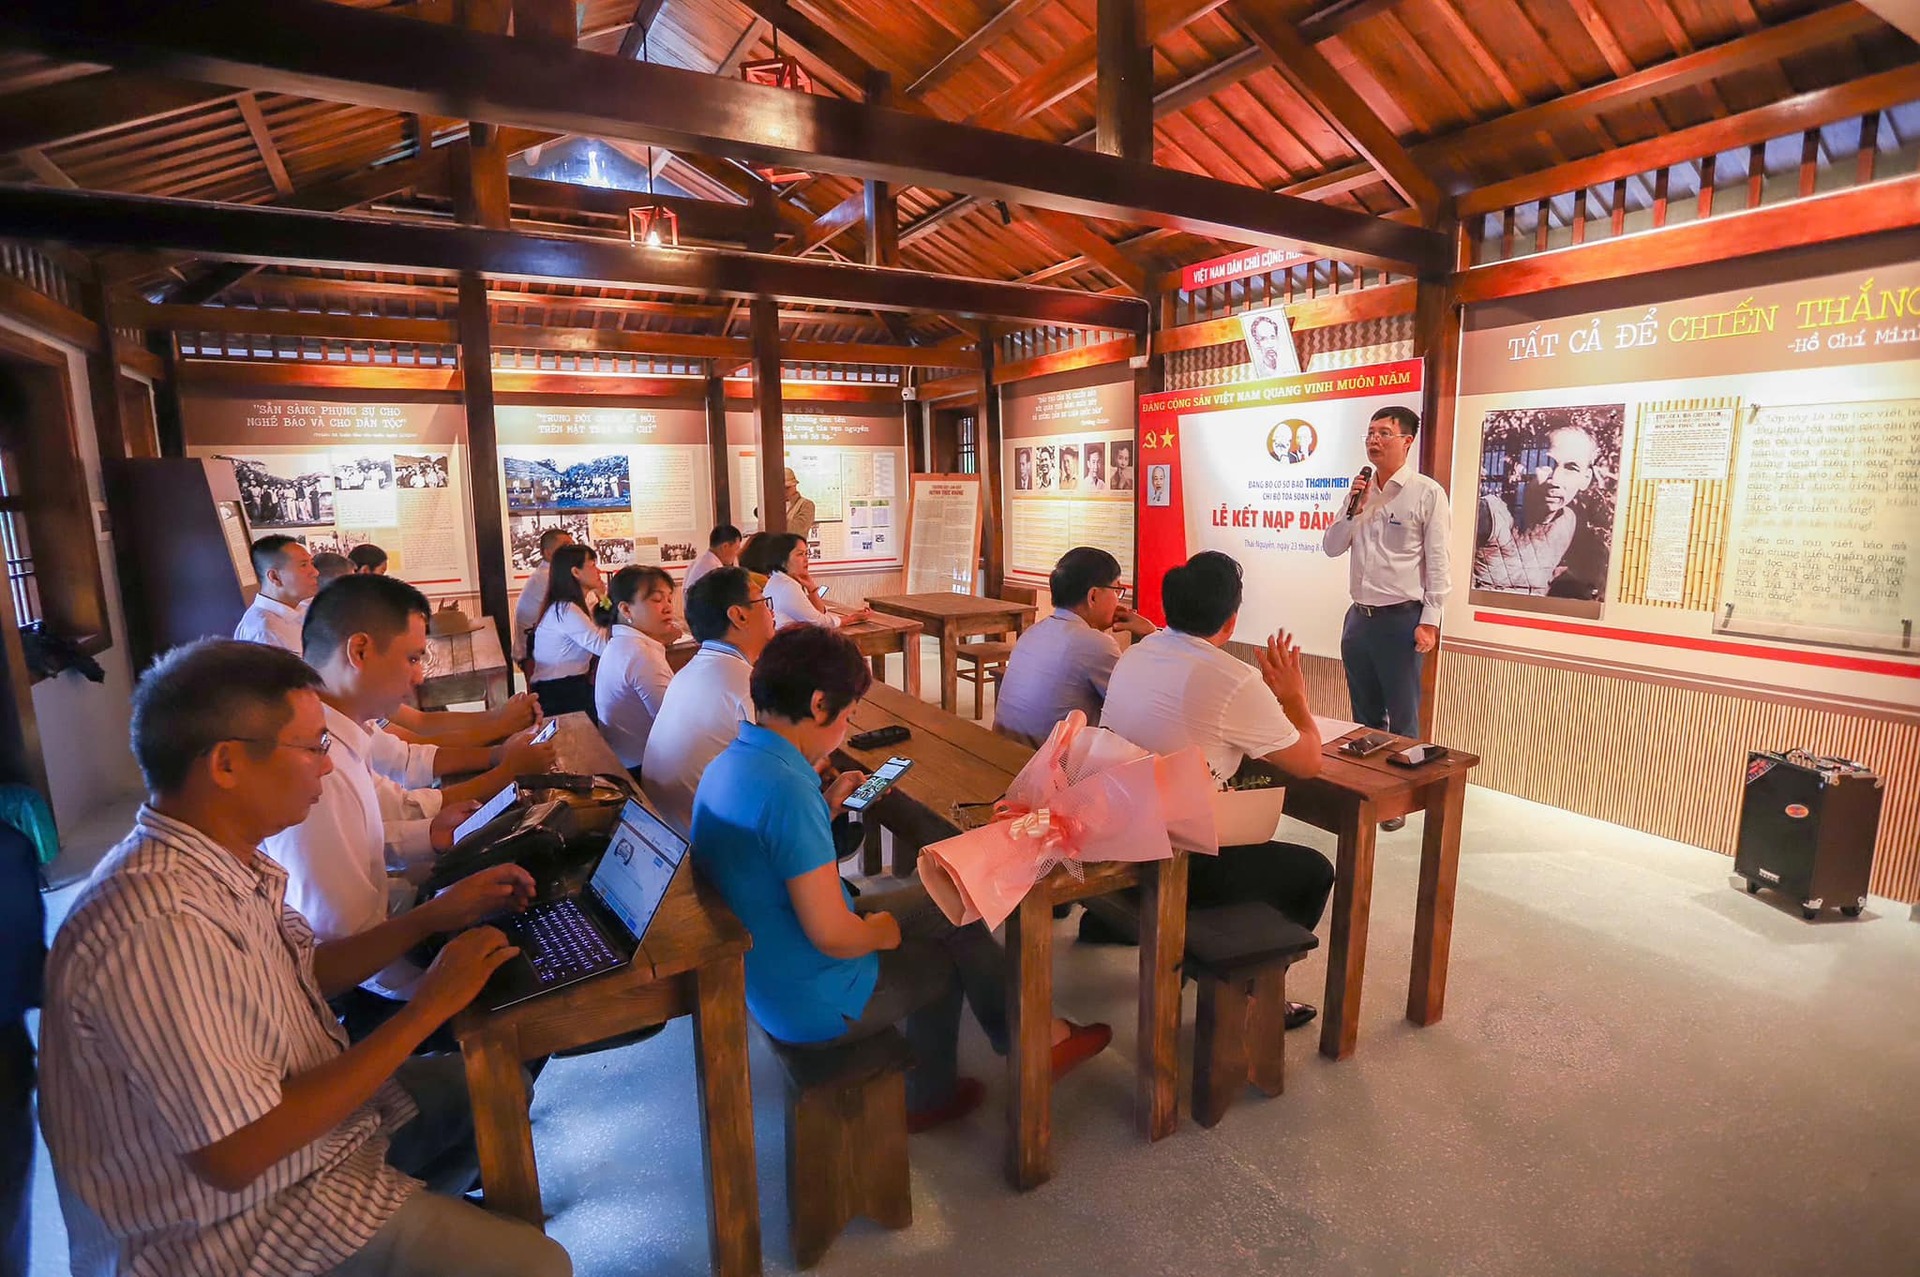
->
xmin=514 ymin=899 xmax=621 ymax=985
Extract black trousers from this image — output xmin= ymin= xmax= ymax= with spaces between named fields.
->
xmin=1 ymin=1021 xmax=31 ymax=1277
xmin=1081 ymin=841 xmax=1336 ymax=945
xmin=530 ymin=673 xmax=595 ymax=721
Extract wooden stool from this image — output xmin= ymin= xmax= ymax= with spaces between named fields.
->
xmin=765 ymin=1027 xmax=915 ymax=1269
xmin=955 ymin=640 xmax=1012 ymax=720
xmin=1083 ymin=896 xmax=1318 ymax=1128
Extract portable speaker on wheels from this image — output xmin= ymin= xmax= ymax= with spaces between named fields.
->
xmin=1734 ymin=750 xmax=1883 ymax=921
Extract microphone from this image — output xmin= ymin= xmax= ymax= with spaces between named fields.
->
xmin=1345 ymin=465 xmax=1373 ymax=519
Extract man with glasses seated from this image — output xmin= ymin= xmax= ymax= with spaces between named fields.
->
xmin=641 ymin=567 xmax=779 ymax=837
xmin=37 ymin=639 xmax=567 ymax=1277
xmin=993 ymin=546 xmax=1157 ymax=747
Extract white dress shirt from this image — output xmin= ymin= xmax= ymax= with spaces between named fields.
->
xmin=528 ymin=602 xmax=609 ymax=683
xmin=366 ymin=725 xmax=439 ymax=790
xmin=993 ymin=608 xmax=1124 ymax=746
xmin=1320 ymin=458 xmax=1453 ymax=626
xmin=596 ymin=623 xmax=674 ymax=768
xmin=766 ymin=570 xmax=837 ymax=629
xmin=1100 ymin=629 xmax=1299 ymax=782
xmin=641 ymin=641 xmax=753 ymax=836
xmin=510 ymin=562 xmax=551 ymax=661
xmin=233 ymin=593 xmax=307 ymax=656
xmin=684 ymin=549 xmax=726 ymax=592
xmin=40 ymin=808 xmax=419 ymax=1277
xmin=261 ymin=705 xmax=439 ymax=998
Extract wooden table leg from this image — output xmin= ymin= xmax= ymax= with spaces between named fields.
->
xmin=1408 ymin=773 xmax=1468 ymax=1026
xmin=859 ymin=818 xmax=884 ymax=877
xmin=486 ymin=669 xmax=511 ymax=710
xmin=690 ymin=955 xmax=763 ymax=1277
xmin=901 ymin=633 xmax=922 ymax=700
xmin=1320 ymin=798 xmax=1379 ymax=1062
xmin=938 ymin=622 xmax=959 ymax=714
xmin=869 ymin=652 xmax=890 ymax=690
xmin=462 ymin=1027 xmax=543 ymax=1227
xmin=1005 ymin=885 xmax=1054 ymax=1190
xmin=1137 ymin=853 xmax=1187 ymax=1141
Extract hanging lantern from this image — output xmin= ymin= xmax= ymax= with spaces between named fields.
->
xmin=628 ymin=203 xmax=679 ymax=248
xmin=739 ymin=55 xmax=814 ymax=95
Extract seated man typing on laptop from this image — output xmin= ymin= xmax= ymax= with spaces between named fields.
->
xmin=37 ymin=639 xmax=565 ymax=1277
xmin=265 ymin=575 xmax=550 ymax=1039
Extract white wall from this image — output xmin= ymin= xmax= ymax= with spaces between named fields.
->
xmin=0 ymin=310 xmax=146 ymax=833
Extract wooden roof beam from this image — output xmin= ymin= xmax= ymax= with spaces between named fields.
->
xmin=907 ymin=0 xmax=1053 ymax=97
xmin=0 ymin=0 xmax=1443 ymax=271
xmin=778 ymin=187 xmax=869 ymax=257
xmin=1097 ymin=0 xmax=1154 ymax=164
xmin=613 ymin=0 xmax=669 ymax=60
xmin=1224 ymin=0 xmax=1439 ymax=220
xmin=1021 ymin=208 xmax=1148 ymax=295
xmin=235 ymin=92 xmax=293 ymax=197
xmin=4 ymin=184 xmax=1150 ymax=330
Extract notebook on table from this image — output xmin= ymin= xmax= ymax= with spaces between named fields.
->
xmin=474 ymin=797 xmax=688 ymax=1011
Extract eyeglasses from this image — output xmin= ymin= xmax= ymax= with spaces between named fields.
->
xmin=227 ymin=731 xmax=333 ymax=758
xmin=1364 ymin=429 xmax=1407 ymax=441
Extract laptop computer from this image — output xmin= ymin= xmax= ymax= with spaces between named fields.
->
xmin=474 ymin=796 xmax=689 ymax=1011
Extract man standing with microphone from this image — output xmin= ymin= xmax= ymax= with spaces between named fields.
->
xmin=1321 ymin=406 xmax=1452 ymax=830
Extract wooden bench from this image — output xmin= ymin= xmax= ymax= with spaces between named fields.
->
xmin=1084 ymin=896 xmax=1319 ymax=1128
xmin=955 ymin=639 xmax=1012 ymax=720
xmin=764 ymin=1027 xmax=915 ymax=1268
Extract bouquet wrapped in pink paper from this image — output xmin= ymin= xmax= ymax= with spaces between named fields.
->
xmin=918 ymin=712 xmax=1221 ymax=929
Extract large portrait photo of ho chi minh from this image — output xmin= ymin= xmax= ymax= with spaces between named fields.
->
xmin=1470 ymin=403 xmax=1626 ymax=620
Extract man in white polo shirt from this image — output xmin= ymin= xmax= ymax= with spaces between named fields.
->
xmin=1098 ymin=550 xmax=1332 ymax=1028
xmin=234 ymin=534 xmax=319 ymax=654
xmin=38 ymin=638 xmax=566 ymax=1277
xmin=642 ymin=566 xmax=777 ymax=836
xmin=993 ymin=546 xmax=1156 ymax=746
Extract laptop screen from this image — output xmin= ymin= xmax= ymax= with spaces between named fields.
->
xmin=589 ymin=799 xmax=689 ymax=943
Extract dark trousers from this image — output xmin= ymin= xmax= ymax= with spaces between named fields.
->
xmin=1 ymin=1022 xmax=31 ymax=1277
xmin=1081 ymin=842 xmax=1336 ymax=947
xmin=1340 ymin=601 xmax=1424 ymax=736
xmin=531 ymin=674 xmax=596 ymax=721
xmin=796 ymin=887 xmax=1010 ymax=1112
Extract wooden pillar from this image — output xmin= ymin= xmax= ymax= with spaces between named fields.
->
xmin=750 ymin=297 xmax=786 ymax=535
xmin=979 ymin=332 xmax=1004 ymax=597
xmin=1130 ymin=293 xmax=1163 ymax=590
xmin=903 ymin=371 xmax=926 ymax=474
xmin=704 ymin=364 xmax=733 ymax=529
xmin=459 ymin=275 xmax=511 ymax=657
xmin=80 ymin=272 xmax=131 ymax=465
xmin=1096 ymin=0 xmax=1153 ymax=163
xmin=1413 ymin=225 xmax=1464 ymax=742
xmin=864 ymin=72 xmax=901 ymax=268
xmin=152 ymin=335 xmax=186 ymax=458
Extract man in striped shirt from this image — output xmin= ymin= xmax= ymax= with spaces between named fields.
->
xmin=38 ymin=639 xmax=570 ymax=1277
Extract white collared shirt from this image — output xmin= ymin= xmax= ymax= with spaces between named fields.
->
xmin=233 ymin=593 xmax=306 ymax=656
xmin=367 ymin=725 xmax=439 ymax=790
xmin=510 ymin=562 xmax=551 ymax=661
xmin=261 ymin=705 xmax=439 ymax=998
xmin=993 ymin=608 xmax=1123 ymax=746
xmin=766 ymin=570 xmax=837 ymax=629
xmin=528 ymin=602 xmax=609 ymax=683
xmin=40 ymin=808 xmax=419 ymax=1277
xmin=641 ymin=642 xmax=753 ymax=836
xmin=684 ymin=549 xmax=726 ymax=592
xmin=1320 ymin=458 xmax=1453 ymax=626
xmin=1100 ymin=629 xmax=1299 ymax=782
xmin=596 ymin=623 xmax=674 ymax=768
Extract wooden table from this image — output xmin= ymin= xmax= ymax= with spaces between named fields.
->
xmin=420 ymin=622 xmax=511 ymax=711
xmin=666 ymin=613 xmax=924 ymax=699
xmin=1280 ymin=730 xmax=1480 ymax=1062
xmin=865 ymin=593 xmax=1035 ymax=715
xmin=835 ymin=683 xmax=1186 ymax=1191
xmin=452 ymin=713 xmax=761 ymax=1277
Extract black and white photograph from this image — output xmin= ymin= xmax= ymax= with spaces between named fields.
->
xmin=1147 ymin=463 xmax=1171 ymax=508
xmin=593 ymin=537 xmax=637 ymax=568
xmin=504 ymin=451 xmax=633 ymax=511
xmin=333 ymin=454 xmax=395 ymax=492
xmin=1109 ymin=441 xmax=1136 ymax=491
xmin=395 ymin=452 xmax=450 ymax=489
xmin=228 ymin=455 xmax=335 ymax=528
xmin=509 ymin=512 xmax=589 ymax=572
xmin=1032 ymin=444 xmax=1057 ymax=491
xmin=1472 ymin=403 xmax=1625 ymax=616
xmin=1080 ymin=441 xmax=1108 ymax=491
xmin=660 ymin=540 xmax=697 ymax=563
xmin=1014 ymin=447 xmax=1034 ymax=491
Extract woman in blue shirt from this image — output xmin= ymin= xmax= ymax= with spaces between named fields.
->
xmin=691 ymin=625 xmax=1108 ymax=1130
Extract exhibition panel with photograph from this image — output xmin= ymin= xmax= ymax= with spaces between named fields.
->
xmin=1000 ymin=366 xmax=1137 ymax=588
xmin=725 ymin=402 xmax=906 ymax=570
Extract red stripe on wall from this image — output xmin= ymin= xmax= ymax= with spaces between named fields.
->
xmin=1471 ymin=611 xmax=1920 ymax=680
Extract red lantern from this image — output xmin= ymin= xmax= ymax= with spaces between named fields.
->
xmin=739 ymin=55 xmax=814 ymax=94
xmin=628 ymin=204 xmax=679 ymax=248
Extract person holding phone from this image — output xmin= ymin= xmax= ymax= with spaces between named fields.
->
xmin=527 ymin=544 xmax=610 ymax=719
xmin=691 ymin=627 xmax=1108 ymax=1132
xmin=748 ymin=533 xmax=872 ymax=631
xmin=994 ymin=547 xmax=1156 ymax=747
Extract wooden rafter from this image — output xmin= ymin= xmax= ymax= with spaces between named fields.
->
xmin=907 ymin=0 xmax=1053 ymax=97
xmin=235 ymin=92 xmax=293 ymax=196
xmin=778 ymin=187 xmax=868 ymax=257
xmin=613 ymin=0 xmax=669 ymax=60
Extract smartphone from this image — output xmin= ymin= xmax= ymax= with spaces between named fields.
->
xmin=453 ymin=781 xmax=519 ymax=845
xmin=841 ymin=756 xmax=913 ymax=812
xmin=531 ymin=718 xmax=559 ymax=745
xmin=1339 ymin=731 xmax=1393 ymax=757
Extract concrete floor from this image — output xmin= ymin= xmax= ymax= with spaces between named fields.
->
xmin=23 ymin=649 xmax=1920 ymax=1276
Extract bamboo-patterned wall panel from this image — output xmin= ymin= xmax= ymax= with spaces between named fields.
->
xmin=1436 ymin=644 xmax=1920 ymax=902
